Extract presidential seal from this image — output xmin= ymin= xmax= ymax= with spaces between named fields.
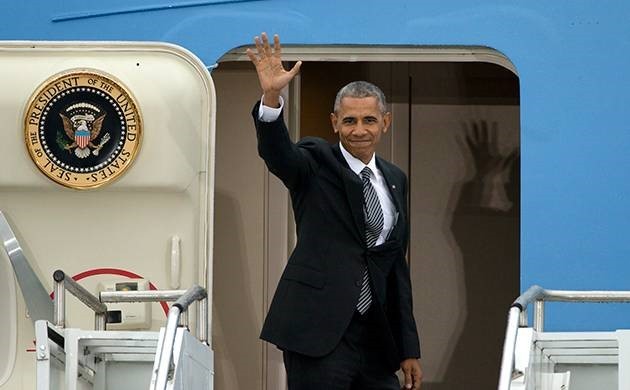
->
xmin=24 ymin=69 xmax=142 ymax=189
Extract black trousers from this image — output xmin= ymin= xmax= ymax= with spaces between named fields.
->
xmin=283 ymin=309 xmax=399 ymax=390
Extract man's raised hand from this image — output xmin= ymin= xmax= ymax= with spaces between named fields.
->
xmin=246 ymin=32 xmax=302 ymax=108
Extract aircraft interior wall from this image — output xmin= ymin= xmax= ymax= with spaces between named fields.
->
xmin=211 ymin=63 xmax=269 ymax=390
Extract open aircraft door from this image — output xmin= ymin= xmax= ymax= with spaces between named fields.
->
xmin=0 ymin=42 xmax=216 ymax=390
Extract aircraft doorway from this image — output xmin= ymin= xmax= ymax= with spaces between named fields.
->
xmin=299 ymin=60 xmax=520 ymax=389
xmin=212 ymin=49 xmax=520 ymax=390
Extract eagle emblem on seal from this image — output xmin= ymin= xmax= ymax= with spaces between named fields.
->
xmin=59 ymin=103 xmax=111 ymax=159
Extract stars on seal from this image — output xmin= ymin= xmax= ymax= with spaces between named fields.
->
xmin=37 ymin=86 xmax=127 ymax=173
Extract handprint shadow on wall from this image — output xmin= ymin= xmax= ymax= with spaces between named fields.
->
xmin=438 ymin=120 xmax=520 ymax=389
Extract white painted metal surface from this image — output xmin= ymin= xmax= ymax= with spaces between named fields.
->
xmin=510 ymin=328 xmax=630 ymax=390
xmin=35 ymin=320 xmax=160 ymax=390
xmin=150 ymin=327 xmax=214 ymax=390
xmin=617 ymin=330 xmax=630 ymax=390
xmin=499 ymin=307 xmax=522 ymax=390
xmin=0 ymin=41 xmax=216 ymax=389
xmin=0 ymin=252 xmax=16 ymax=386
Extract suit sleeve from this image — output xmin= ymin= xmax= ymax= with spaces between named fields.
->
xmin=252 ymin=102 xmax=315 ymax=190
xmin=389 ymin=174 xmax=421 ymax=360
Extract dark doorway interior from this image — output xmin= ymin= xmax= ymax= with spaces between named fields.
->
xmin=299 ymin=60 xmax=520 ymax=389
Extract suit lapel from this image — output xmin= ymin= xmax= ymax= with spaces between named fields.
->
xmin=332 ymin=144 xmax=366 ymax=244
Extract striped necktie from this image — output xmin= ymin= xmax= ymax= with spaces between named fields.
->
xmin=356 ymin=166 xmax=383 ymax=314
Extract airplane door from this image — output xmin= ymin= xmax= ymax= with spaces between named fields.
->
xmin=0 ymin=42 xmax=216 ymax=390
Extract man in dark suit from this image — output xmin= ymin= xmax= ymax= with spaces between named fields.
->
xmin=247 ymin=32 xmax=422 ymax=390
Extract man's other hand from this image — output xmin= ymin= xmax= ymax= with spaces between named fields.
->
xmin=400 ymin=358 xmax=422 ymax=389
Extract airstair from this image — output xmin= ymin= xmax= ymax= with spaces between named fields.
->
xmin=1 ymin=211 xmax=214 ymax=390
xmin=498 ymin=286 xmax=630 ymax=390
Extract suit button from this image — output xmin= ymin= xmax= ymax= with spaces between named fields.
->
xmin=355 ymin=279 xmax=362 ymax=287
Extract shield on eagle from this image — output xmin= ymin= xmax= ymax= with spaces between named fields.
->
xmin=75 ymin=126 xmax=90 ymax=149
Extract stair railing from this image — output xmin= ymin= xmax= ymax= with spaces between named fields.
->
xmin=498 ymin=285 xmax=630 ymax=390
xmin=53 ymin=269 xmax=108 ymax=330
xmin=149 ymin=284 xmax=207 ymax=390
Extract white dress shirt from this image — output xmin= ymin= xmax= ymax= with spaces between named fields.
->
xmin=258 ymin=95 xmax=284 ymax=122
xmin=337 ymin=143 xmax=396 ymax=245
xmin=258 ymin=97 xmax=397 ymax=245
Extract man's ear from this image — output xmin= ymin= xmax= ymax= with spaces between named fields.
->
xmin=382 ymin=112 xmax=392 ymax=134
xmin=330 ymin=112 xmax=339 ymax=134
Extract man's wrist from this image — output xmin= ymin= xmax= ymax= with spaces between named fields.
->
xmin=259 ymin=95 xmax=284 ymax=122
xmin=262 ymin=91 xmax=281 ymax=108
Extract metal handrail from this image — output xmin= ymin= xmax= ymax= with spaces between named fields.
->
xmin=150 ymin=284 xmax=207 ymax=390
xmin=100 ymin=289 xmax=186 ymax=303
xmin=0 ymin=211 xmax=54 ymax=323
xmin=498 ymin=285 xmax=630 ymax=390
xmin=101 ymin=289 xmax=194 ymax=329
xmin=53 ymin=269 xmax=108 ymax=330
xmin=53 ymin=268 xmax=210 ymax=337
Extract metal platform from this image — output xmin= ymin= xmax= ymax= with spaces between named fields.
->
xmin=499 ymin=286 xmax=630 ymax=390
xmin=35 ymin=319 xmax=214 ymax=390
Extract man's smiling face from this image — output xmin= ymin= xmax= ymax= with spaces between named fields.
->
xmin=330 ymin=96 xmax=391 ymax=164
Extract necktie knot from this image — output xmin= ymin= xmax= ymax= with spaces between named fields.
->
xmin=361 ymin=166 xmax=372 ymax=182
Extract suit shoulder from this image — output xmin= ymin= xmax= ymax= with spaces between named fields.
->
xmin=378 ymin=158 xmax=407 ymax=179
xmin=296 ymin=137 xmax=336 ymax=157
xmin=296 ymin=136 xmax=330 ymax=149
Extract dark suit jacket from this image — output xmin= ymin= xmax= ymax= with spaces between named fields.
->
xmin=253 ymin=103 xmax=420 ymax=370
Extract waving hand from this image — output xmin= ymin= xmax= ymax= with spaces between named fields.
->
xmin=246 ymin=32 xmax=302 ymax=108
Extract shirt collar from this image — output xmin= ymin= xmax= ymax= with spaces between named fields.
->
xmin=339 ymin=142 xmax=377 ymax=177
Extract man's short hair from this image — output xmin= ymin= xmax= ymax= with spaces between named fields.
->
xmin=333 ymin=81 xmax=387 ymax=114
